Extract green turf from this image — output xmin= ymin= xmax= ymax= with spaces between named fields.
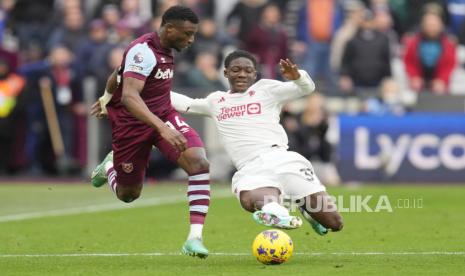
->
xmin=0 ymin=183 xmax=464 ymax=275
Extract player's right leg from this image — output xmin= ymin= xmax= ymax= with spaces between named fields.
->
xmin=239 ymin=187 xmax=303 ymax=229
xmin=90 ymin=127 xmax=152 ymax=203
xmin=90 ymin=149 xmax=144 ymax=203
xmin=91 ymin=151 xmax=114 ymax=188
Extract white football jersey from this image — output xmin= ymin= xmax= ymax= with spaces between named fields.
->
xmin=171 ymin=70 xmax=315 ymax=169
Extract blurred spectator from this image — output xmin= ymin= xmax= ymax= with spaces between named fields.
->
xmin=184 ymin=0 xmax=216 ymax=18
xmin=364 ymin=78 xmax=406 ymax=115
xmin=446 ymin=0 xmax=465 ymax=35
xmin=20 ymin=41 xmax=44 ymax=64
xmin=183 ymin=51 xmax=226 ymax=91
xmin=373 ymin=8 xmax=399 ymax=57
xmin=183 ymin=18 xmax=231 ymax=65
xmin=244 ymin=3 xmax=288 ymax=79
xmin=107 ymin=47 xmax=125 ymax=70
xmin=0 ymin=58 xmax=25 ymax=174
xmin=330 ymin=0 xmax=366 ymax=73
xmin=120 ymin=0 xmax=147 ymax=32
xmin=156 ymin=0 xmax=181 ymax=15
xmin=101 ymin=4 xmax=121 ymax=44
xmin=389 ymin=1 xmax=449 ymax=36
xmin=339 ymin=10 xmax=392 ymax=94
xmin=76 ymin=19 xmax=114 ymax=90
xmin=0 ymin=46 xmax=19 ymax=72
xmin=403 ymin=12 xmax=457 ymax=94
xmin=115 ymin=20 xmax=135 ymax=47
xmin=19 ymin=46 xmax=83 ymax=175
xmin=226 ymin=0 xmax=268 ymax=44
xmin=8 ymin=0 xmax=55 ymax=50
xmin=294 ymin=0 xmax=344 ymax=93
xmin=47 ymin=8 xmax=86 ymax=52
xmin=292 ymin=93 xmax=331 ymax=163
xmin=92 ymin=0 xmax=121 ymax=18
xmin=280 ymin=103 xmax=299 ymax=150
xmin=0 ymin=0 xmax=15 ymax=42
xmin=288 ymin=93 xmax=340 ymax=185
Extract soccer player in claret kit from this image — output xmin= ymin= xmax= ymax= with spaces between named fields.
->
xmin=89 ymin=6 xmax=210 ymax=258
xmin=171 ymin=50 xmax=343 ymax=235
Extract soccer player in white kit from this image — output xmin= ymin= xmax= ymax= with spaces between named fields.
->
xmin=171 ymin=50 xmax=343 ymax=235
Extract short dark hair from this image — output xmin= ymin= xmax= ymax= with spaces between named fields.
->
xmin=161 ymin=5 xmax=199 ymax=26
xmin=224 ymin=50 xmax=258 ymax=69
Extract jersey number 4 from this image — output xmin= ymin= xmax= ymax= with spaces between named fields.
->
xmin=165 ymin=116 xmax=189 ymax=130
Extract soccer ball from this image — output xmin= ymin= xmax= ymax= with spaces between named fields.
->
xmin=252 ymin=229 xmax=294 ymax=265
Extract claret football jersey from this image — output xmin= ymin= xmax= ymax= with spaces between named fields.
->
xmin=108 ymin=32 xmax=175 ymax=123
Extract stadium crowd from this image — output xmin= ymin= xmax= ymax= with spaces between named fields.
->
xmin=0 ymin=0 xmax=464 ymax=179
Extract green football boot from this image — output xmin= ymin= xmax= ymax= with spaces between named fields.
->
xmin=91 ymin=151 xmax=113 ymax=188
xmin=299 ymin=207 xmax=328 ymax=236
xmin=181 ymin=238 xmax=209 ymax=259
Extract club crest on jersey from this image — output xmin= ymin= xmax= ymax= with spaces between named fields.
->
xmin=248 ymin=90 xmax=256 ymax=97
xmin=133 ymin=53 xmax=144 ymax=63
xmin=154 ymin=68 xmax=174 ymax=79
xmin=247 ymin=103 xmax=261 ymax=114
xmin=121 ymin=162 xmax=133 ymax=173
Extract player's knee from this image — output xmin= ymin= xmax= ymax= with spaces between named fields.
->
xmin=187 ymin=156 xmax=210 ymax=174
xmin=239 ymin=193 xmax=255 ymax=213
xmin=240 ymin=200 xmax=255 ymax=213
xmin=329 ymin=215 xmax=344 ymax=232
xmin=116 ymin=189 xmax=141 ymax=203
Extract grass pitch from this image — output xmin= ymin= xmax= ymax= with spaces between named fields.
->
xmin=0 ymin=182 xmax=464 ymax=275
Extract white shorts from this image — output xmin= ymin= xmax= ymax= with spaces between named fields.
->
xmin=232 ymin=148 xmax=326 ymax=199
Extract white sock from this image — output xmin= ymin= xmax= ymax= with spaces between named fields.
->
xmin=262 ymin=202 xmax=289 ymax=216
xmin=104 ymin=161 xmax=114 ymax=173
xmin=187 ymin=224 xmax=203 ymax=240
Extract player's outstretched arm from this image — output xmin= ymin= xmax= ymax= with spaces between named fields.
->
xmin=267 ymin=59 xmax=315 ymax=102
xmin=170 ymin=92 xmax=211 ymax=116
xmin=279 ymin=59 xmax=301 ymax=81
xmin=122 ymin=77 xmax=187 ymax=152
xmin=90 ymin=68 xmax=119 ymax=118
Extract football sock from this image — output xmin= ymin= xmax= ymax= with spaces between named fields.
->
xmin=188 ymin=224 xmax=204 ymax=240
xmin=187 ymin=171 xmax=210 ymax=239
xmin=299 ymin=198 xmax=328 ymax=231
xmin=299 ymin=198 xmax=315 ymax=219
xmin=105 ymin=161 xmax=117 ymax=194
xmin=261 ymin=201 xmax=289 ymax=216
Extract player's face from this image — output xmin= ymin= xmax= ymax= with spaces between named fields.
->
xmin=165 ymin=21 xmax=198 ymax=52
xmin=224 ymin=58 xmax=257 ymax=93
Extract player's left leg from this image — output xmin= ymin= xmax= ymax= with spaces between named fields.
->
xmin=177 ymin=147 xmax=210 ymax=258
xmin=299 ymin=191 xmax=343 ymax=235
xmin=269 ymin=150 xmax=342 ymax=235
xmin=157 ymin=112 xmax=210 ymax=258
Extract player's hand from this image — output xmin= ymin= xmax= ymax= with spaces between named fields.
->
xmin=159 ymin=126 xmax=188 ymax=152
xmin=90 ymin=100 xmax=107 ymax=119
xmin=279 ymin=59 xmax=300 ymax=81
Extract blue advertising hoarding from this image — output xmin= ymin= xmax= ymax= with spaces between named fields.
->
xmin=338 ymin=113 xmax=465 ymax=182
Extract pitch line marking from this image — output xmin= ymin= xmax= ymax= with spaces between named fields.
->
xmin=0 ymin=190 xmax=232 ymax=223
xmin=0 ymin=252 xmax=464 ymax=258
